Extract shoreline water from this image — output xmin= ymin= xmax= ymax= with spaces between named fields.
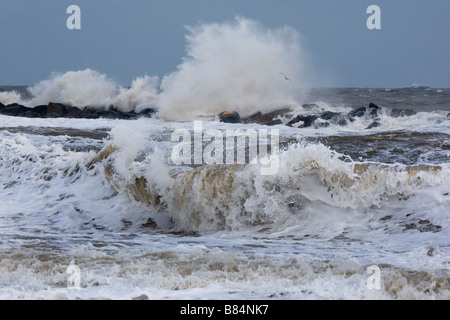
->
xmin=0 ymin=86 xmax=449 ymax=299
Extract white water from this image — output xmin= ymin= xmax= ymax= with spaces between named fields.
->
xmin=155 ymin=17 xmax=311 ymax=120
xmin=0 ymin=114 xmax=449 ymax=300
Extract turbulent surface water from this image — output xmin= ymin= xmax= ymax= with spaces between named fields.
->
xmin=0 ymin=16 xmax=449 ymax=300
xmin=0 ymin=86 xmax=449 ymax=300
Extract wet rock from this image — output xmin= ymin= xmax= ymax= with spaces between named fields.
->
xmin=286 ymin=115 xmax=302 ymax=127
xmin=244 ymin=111 xmax=263 ymax=124
xmin=333 ymin=114 xmax=348 ymax=126
xmin=64 ymin=106 xmax=83 ymax=119
xmin=263 ymin=108 xmax=291 ymax=119
xmin=23 ymin=111 xmax=42 ymax=118
xmin=94 ymin=109 xmax=137 ymax=120
xmin=348 ymin=106 xmax=367 ymax=118
xmin=303 ymin=115 xmax=318 ymax=127
xmin=446 ymin=112 xmax=450 ymax=118
xmin=47 ymin=102 xmax=67 ymax=118
xmin=390 ymin=108 xmax=417 ymax=117
xmin=369 ymin=108 xmax=378 ymax=117
xmin=1 ymin=103 xmax=28 ymax=116
xmin=286 ymin=114 xmax=318 ymax=127
xmin=0 ymin=102 xmax=6 ymax=111
xmin=219 ymin=111 xmax=240 ymax=123
xmin=96 ymin=110 xmax=119 ymax=119
xmin=320 ymin=111 xmax=338 ymax=120
xmin=317 ymin=121 xmax=330 ymax=128
xmin=243 ymin=108 xmax=291 ymax=125
xmin=366 ymin=121 xmax=381 ymax=129
xmin=118 ymin=111 xmax=138 ymax=120
xmin=265 ymin=119 xmax=283 ymax=126
xmin=32 ymin=105 xmax=48 ymax=117
xmin=368 ymin=102 xmax=380 ymax=110
xmin=82 ymin=108 xmax=100 ymax=119
xmin=138 ymin=108 xmax=156 ymax=118
xmin=368 ymin=103 xmax=380 ymax=117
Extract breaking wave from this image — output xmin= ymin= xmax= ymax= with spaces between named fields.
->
xmin=155 ymin=16 xmax=311 ymax=120
xmin=87 ymin=124 xmax=450 ymax=232
xmin=2 ymin=17 xmax=315 ymax=120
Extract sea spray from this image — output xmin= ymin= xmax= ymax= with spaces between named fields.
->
xmin=0 ymin=112 xmax=449 ymax=299
xmin=28 ymin=69 xmax=118 ymax=108
xmin=13 ymin=17 xmax=311 ymax=118
xmin=0 ymin=90 xmax=24 ymax=105
xmin=92 ymin=121 xmax=449 ymax=232
xmin=156 ymin=16 xmax=311 ymax=120
xmin=26 ymin=69 xmax=159 ymax=112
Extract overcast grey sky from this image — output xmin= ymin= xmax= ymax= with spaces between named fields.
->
xmin=1 ymin=0 xmax=449 ymax=87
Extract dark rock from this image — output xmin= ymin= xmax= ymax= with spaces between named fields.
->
xmin=32 ymin=105 xmax=48 ymax=117
xmin=96 ymin=110 xmax=120 ymax=119
xmin=286 ymin=114 xmax=318 ymax=127
xmin=333 ymin=114 xmax=348 ymax=126
xmin=138 ymin=108 xmax=156 ymax=118
xmin=47 ymin=102 xmax=67 ymax=118
xmin=318 ymin=112 xmax=347 ymax=126
xmin=317 ymin=121 xmax=330 ymax=128
xmin=1 ymin=103 xmax=28 ymax=116
xmin=64 ymin=106 xmax=83 ymax=119
xmin=243 ymin=108 xmax=291 ymax=125
xmin=366 ymin=121 xmax=381 ymax=129
xmin=368 ymin=103 xmax=380 ymax=117
xmin=23 ymin=111 xmax=42 ymax=118
xmin=82 ymin=108 xmax=100 ymax=119
xmin=368 ymin=103 xmax=380 ymax=110
xmin=390 ymin=108 xmax=417 ymax=117
xmin=265 ymin=119 xmax=283 ymax=126
xmin=244 ymin=111 xmax=263 ymax=124
xmin=447 ymin=112 xmax=450 ymax=118
xmin=286 ymin=115 xmax=303 ymax=126
xmin=219 ymin=111 xmax=240 ymax=123
xmin=117 ymin=111 xmax=138 ymax=120
xmin=348 ymin=107 xmax=367 ymax=118
xmin=368 ymin=108 xmax=378 ymax=117
xmin=263 ymin=108 xmax=291 ymax=119
xmin=303 ymin=115 xmax=318 ymax=127
xmin=0 ymin=102 xmax=6 ymax=112
xmin=93 ymin=109 xmax=137 ymax=120
xmin=320 ymin=111 xmax=338 ymax=120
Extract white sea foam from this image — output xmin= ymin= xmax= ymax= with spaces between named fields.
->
xmin=0 ymin=116 xmax=448 ymax=300
xmin=88 ymin=120 xmax=449 ymax=235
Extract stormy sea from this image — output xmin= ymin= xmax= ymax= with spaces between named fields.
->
xmin=0 ymin=18 xmax=449 ymax=300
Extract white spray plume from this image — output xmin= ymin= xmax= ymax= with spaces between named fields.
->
xmin=156 ymin=16 xmax=310 ymax=121
xmin=21 ymin=17 xmax=313 ymax=118
xmin=27 ymin=69 xmax=158 ymax=112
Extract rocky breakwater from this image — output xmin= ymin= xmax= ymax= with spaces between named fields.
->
xmin=0 ymin=101 xmax=156 ymax=120
xmin=218 ymin=102 xmax=418 ymax=130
